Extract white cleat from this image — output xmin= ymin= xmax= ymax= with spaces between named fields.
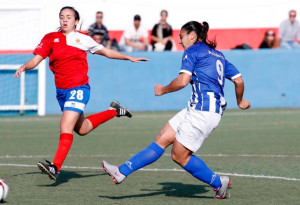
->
xmin=101 ymin=161 xmax=126 ymax=184
xmin=214 ymin=176 xmax=232 ymax=199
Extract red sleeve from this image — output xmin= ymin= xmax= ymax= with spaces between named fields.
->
xmin=33 ymin=34 xmax=52 ymax=58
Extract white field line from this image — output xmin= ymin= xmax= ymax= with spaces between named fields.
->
xmin=169 ymin=154 xmax=300 ymax=158
xmin=134 ymin=110 xmax=300 ymax=118
xmin=1 ymin=154 xmax=300 ymax=159
xmin=0 ymin=163 xmax=299 ymax=182
xmin=223 ymin=110 xmax=300 ymax=116
xmin=0 ymin=110 xmax=300 ymax=122
xmin=0 ymin=118 xmax=58 ymax=122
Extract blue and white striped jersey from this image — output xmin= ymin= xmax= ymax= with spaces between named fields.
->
xmin=180 ymin=42 xmax=241 ymax=114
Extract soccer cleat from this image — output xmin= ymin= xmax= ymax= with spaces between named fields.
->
xmin=110 ymin=101 xmax=132 ymax=118
xmin=37 ymin=160 xmax=59 ymax=180
xmin=101 ymin=161 xmax=126 ymax=184
xmin=214 ymin=176 xmax=231 ymax=199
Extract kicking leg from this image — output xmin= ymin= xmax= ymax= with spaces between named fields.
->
xmin=119 ymin=122 xmax=176 ymax=175
xmin=74 ymin=113 xmax=92 ymax=136
xmin=75 ymin=110 xmax=116 ymax=136
xmin=102 ymin=122 xmax=176 ymax=184
xmin=74 ymin=101 xmax=131 ymax=136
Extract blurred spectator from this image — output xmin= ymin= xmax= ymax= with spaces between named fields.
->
xmin=92 ymin=30 xmax=104 ymax=44
xmin=88 ymin=11 xmax=112 ymax=49
xmin=92 ymin=29 xmax=120 ymax=51
xmin=119 ymin=15 xmax=151 ymax=52
xmin=151 ymin=10 xmax=174 ymax=51
xmin=232 ymin=43 xmax=252 ymax=50
xmin=259 ymin=30 xmax=276 ymax=49
xmin=278 ymin=10 xmax=300 ymax=49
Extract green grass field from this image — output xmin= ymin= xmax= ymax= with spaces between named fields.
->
xmin=0 ymin=108 xmax=300 ymax=205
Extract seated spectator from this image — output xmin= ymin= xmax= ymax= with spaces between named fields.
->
xmin=92 ymin=29 xmax=120 ymax=51
xmin=92 ymin=30 xmax=104 ymax=44
xmin=119 ymin=15 xmax=151 ymax=52
xmin=232 ymin=43 xmax=252 ymax=50
xmin=88 ymin=11 xmax=112 ymax=49
xmin=259 ymin=30 xmax=276 ymax=49
xmin=278 ymin=10 xmax=300 ymax=49
xmin=151 ymin=10 xmax=174 ymax=51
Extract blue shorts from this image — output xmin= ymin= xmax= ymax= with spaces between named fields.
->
xmin=56 ymin=84 xmax=90 ymax=115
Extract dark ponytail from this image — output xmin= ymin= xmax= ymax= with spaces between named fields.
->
xmin=181 ymin=21 xmax=216 ymax=49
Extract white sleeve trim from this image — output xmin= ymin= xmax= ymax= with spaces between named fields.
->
xmin=89 ymin=44 xmax=104 ymax=54
xmin=67 ymin=32 xmax=104 ymax=54
xmin=179 ymin=69 xmax=192 ymax=76
xmin=231 ymin=73 xmax=242 ymax=81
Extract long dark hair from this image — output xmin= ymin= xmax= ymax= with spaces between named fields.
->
xmin=181 ymin=21 xmax=216 ymax=49
xmin=59 ymin=6 xmax=81 ymax=30
xmin=263 ymin=30 xmax=276 ymax=48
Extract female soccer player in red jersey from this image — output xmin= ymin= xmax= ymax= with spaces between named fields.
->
xmin=14 ymin=6 xmax=148 ymax=180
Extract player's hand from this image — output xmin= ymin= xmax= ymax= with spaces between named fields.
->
xmin=14 ymin=65 xmax=26 ymax=78
xmin=154 ymin=84 xmax=165 ymax=96
xmin=238 ymin=99 xmax=251 ymax=110
xmin=129 ymin=57 xmax=149 ymax=63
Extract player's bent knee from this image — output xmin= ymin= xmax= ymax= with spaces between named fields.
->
xmin=74 ymin=128 xmax=89 ymax=136
xmin=171 ymin=151 xmax=182 ymax=165
xmin=155 ymin=136 xmax=173 ymax=148
xmin=76 ymin=131 xmax=88 ymax=136
xmin=77 ymin=130 xmax=89 ymax=136
xmin=155 ymin=132 xmax=175 ymax=149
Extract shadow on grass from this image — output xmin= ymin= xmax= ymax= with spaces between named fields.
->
xmin=15 ymin=170 xmax=106 ymax=186
xmin=100 ymin=182 xmax=211 ymax=199
xmin=39 ymin=170 xmax=106 ymax=187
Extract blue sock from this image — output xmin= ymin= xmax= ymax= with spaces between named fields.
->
xmin=183 ymin=155 xmax=221 ymax=189
xmin=119 ymin=142 xmax=164 ymax=176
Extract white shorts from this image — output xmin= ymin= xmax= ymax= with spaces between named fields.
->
xmin=169 ymin=107 xmax=221 ymax=153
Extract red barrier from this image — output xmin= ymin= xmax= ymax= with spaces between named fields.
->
xmin=109 ymin=28 xmax=279 ymax=51
xmin=0 ymin=50 xmax=33 ymax=54
xmin=0 ymin=28 xmax=278 ymax=54
xmin=167 ymin=28 xmax=278 ymax=50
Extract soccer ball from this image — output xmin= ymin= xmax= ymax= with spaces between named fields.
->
xmin=0 ymin=179 xmax=9 ymax=203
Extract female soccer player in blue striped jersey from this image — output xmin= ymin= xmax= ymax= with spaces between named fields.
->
xmin=102 ymin=21 xmax=250 ymax=199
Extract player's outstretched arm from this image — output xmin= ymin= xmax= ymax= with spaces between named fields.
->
xmin=233 ymin=76 xmax=251 ymax=110
xmin=14 ymin=55 xmax=44 ymax=78
xmin=155 ymin=73 xmax=191 ymax=96
xmin=94 ymin=48 xmax=149 ymax=63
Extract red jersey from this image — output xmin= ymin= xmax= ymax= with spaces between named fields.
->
xmin=33 ymin=31 xmax=103 ymax=89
